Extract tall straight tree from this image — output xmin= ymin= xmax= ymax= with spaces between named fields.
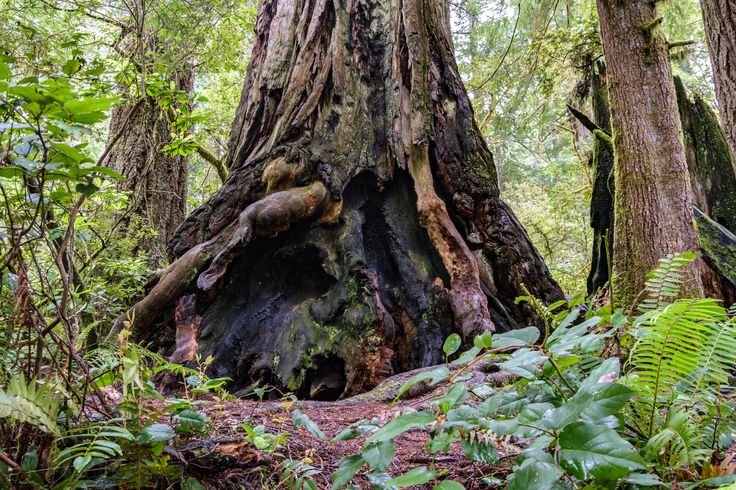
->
xmin=595 ymin=0 xmax=706 ymax=307
xmin=700 ymin=0 xmax=736 ymax=161
xmin=114 ymin=0 xmax=563 ymax=397
xmin=106 ymin=68 xmax=193 ymax=266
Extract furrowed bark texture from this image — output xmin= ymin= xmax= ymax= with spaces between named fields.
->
xmin=596 ymin=0 xmax=705 ymax=308
xmin=700 ymin=0 xmax=736 ymax=162
xmin=122 ymin=0 xmax=563 ymax=398
xmin=106 ymin=70 xmax=193 ymax=266
xmin=575 ymin=74 xmax=736 ymax=300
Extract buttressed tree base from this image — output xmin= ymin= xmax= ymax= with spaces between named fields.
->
xmin=114 ymin=0 xmax=563 ymax=399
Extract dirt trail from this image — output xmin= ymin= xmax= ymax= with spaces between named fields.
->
xmin=177 ymin=368 xmax=519 ymax=488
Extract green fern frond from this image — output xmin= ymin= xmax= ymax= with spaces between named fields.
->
xmin=639 ymin=252 xmax=697 ymax=312
xmin=628 ymin=298 xmax=732 ymax=436
xmin=54 ymin=420 xmax=133 ymax=474
xmin=0 ymin=375 xmax=61 ymax=435
xmin=84 ymin=344 xmax=122 ymax=388
xmin=140 ymin=348 xmax=199 ymax=378
xmin=644 ymin=409 xmax=709 ymax=469
xmin=690 ymin=315 xmax=736 ymax=394
xmin=75 ymin=322 xmax=99 ymax=350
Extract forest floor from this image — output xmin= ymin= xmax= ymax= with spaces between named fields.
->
xmin=168 ymin=367 xmax=519 ymax=489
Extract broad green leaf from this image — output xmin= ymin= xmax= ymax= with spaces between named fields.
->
xmin=473 ymin=331 xmax=493 ymax=349
xmin=21 ymin=449 xmax=38 ymax=472
xmin=579 ymin=358 xmax=620 ymax=390
xmin=428 ymin=430 xmax=459 ymax=453
xmin=558 ymin=422 xmax=645 ymax=480
xmin=541 ymin=382 xmax=633 ymax=430
xmin=331 ymin=455 xmax=363 ymax=490
xmin=492 ymin=327 xmax=540 ymax=349
xmin=85 ymin=165 xmax=125 ymax=180
xmin=366 ymin=411 xmax=435 ymax=443
xmin=580 ymin=383 xmax=634 ymax=422
xmin=395 ymin=367 xmax=449 ymax=399
xmin=174 ymin=409 xmax=209 ymax=435
xmin=548 ymin=316 xmax=603 ymax=355
xmin=387 ymin=467 xmax=435 ymax=487
xmin=478 ymin=390 xmax=526 ymax=417
xmin=0 ymin=165 xmax=23 ymax=179
xmin=62 ymin=59 xmax=82 ymax=76
xmin=506 ymin=461 xmax=565 ymax=490
xmin=332 ymin=421 xmax=378 ymax=441
xmin=362 ymin=439 xmax=394 ymax=471
xmin=443 ymin=334 xmax=462 ymax=356
xmin=75 ymin=182 xmax=99 ymax=197
xmin=73 ymin=455 xmax=92 ymax=473
xmin=438 ymin=383 xmax=467 ymax=413
xmin=499 ymin=348 xmax=547 ymax=379
xmin=621 ymin=473 xmax=663 ymax=487
xmin=450 ymin=346 xmax=481 ymax=366
xmin=136 ymin=423 xmax=175 ymax=444
xmin=433 ymin=480 xmax=465 ymax=490
xmin=366 ymin=471 xmax=392 ymax=488
xmin=63 ymin=96 xmax=117 ymax=115
xmin=293 ymin=409 xmax=327 ymax=440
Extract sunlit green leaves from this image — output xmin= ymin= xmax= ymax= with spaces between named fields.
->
xmin=362 ymin=440 xmax=394 ymax=471
xmin=366 ymin=411 xmax=435 ymax=444
xmin=558 ymin=422 xmax=645 ymax=480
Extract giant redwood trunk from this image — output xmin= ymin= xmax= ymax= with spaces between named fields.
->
xmin=106 ymin=70 xmax=193 ymax=266
xmin=596 ymin=0 xmax=706 ymax=308
xmin=118 ymin=0 xmax=563 ymax=398
xmin=700 ymin=0 xmax=736 ymax=163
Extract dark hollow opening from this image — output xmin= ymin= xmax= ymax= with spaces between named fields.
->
xmin=298 ymin=356 xmax=347 ymax=401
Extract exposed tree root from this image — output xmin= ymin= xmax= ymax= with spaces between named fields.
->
xmin=170 ymin=295 xmax=201 ymax=364
xmin=406 ymin=144 xmax=493 ymax=340
xmin=197 ymin=180 xmax=338 ymax=291
xmin=111 ymin=156 xmax=341 ymax=339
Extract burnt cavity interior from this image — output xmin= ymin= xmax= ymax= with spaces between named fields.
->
xmin=180 ymin=171 xmax=508 ymax=400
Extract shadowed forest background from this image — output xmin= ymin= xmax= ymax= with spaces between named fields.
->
xmin=3 ymin=0 xmax=736 ymax=488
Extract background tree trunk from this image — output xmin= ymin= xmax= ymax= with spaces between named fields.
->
xmin=106 ymin=69 xmax=193 ymax=266
xmin=596 ymin=0 xmax=705 ymax=308
xmin=585 ymin=62 xmax=614 ymax=296
xmin=675 ymin=77 xmax=736 ymax=234
xmin=700 ymin=0 xmax=736 ymax=162
xmin=121 ymin=0 xmax=563 ymax=398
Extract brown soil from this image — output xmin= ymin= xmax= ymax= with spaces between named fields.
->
xmin=171 ymin=367 xmax=519 ymax=489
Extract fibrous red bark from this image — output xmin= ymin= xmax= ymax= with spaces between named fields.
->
xmin=116 ymin=0 xmax=563 ymax=398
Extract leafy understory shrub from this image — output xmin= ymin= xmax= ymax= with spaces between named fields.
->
xmin=0 ymin=328 xmax=230 ymax=488
xmin=324 ymin=253 xmax=736 ymax=489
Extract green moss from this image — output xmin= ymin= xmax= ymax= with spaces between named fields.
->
xmin=695 ymin=208 xmax=736 ymax=287
xmin=279 ymin=272 xmax=381 ymax=391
